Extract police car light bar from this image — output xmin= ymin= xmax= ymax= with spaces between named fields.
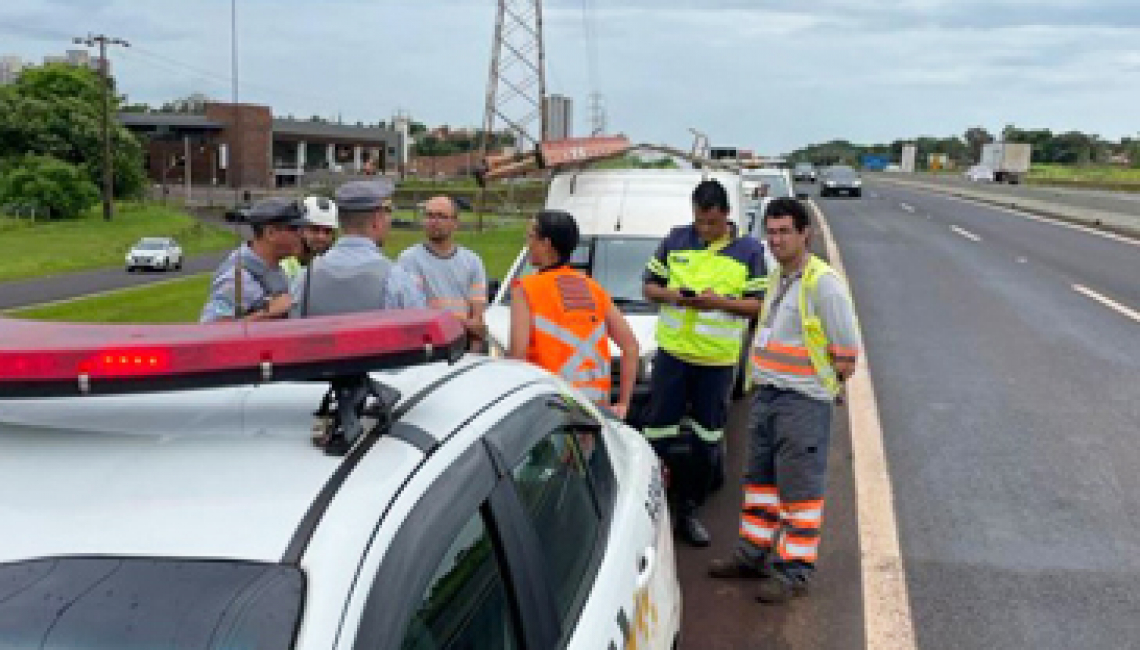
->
xmin=0 ymin=310 xmax=465 ymax=398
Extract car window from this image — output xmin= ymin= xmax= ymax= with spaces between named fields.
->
xmin=511 ymin=424 xmax=602 ymax=634
xmin=399 ymin=509 xmax=520 ymax=650
xmin=0 ymin=558 xmax=303 ymax=648
xmin=501 ymin=236 xmax=659 ymax=311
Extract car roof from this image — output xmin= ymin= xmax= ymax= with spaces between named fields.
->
xmin=0 ymin=357 xmax=551 ymax=565
xmin=545 ymin=169 xmax=744 ymax=236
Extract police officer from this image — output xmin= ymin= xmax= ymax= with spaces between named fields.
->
xmin=200 ymin=197 xmax=305 ymax=323
xmin=293 ymin=180 xmax=425 ymax=316
xmin=642 ymin=179 xmax=769 ymax=546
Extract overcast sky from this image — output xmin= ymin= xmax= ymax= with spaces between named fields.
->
xmin=3 ymin=0 xmax=1139 ymax=154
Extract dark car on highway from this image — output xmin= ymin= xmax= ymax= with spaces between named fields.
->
xmin=793 ymin=162 xmax=817 ymax=183
xmin=819 ymin=166 xmax=863 ymax=198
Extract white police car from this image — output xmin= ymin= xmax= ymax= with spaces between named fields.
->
xmin=0 ymin=311 xmax=680 ymax=649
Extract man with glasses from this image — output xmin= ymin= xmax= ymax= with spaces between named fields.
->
xmin=398 ymin=196 xmax=488 ymax=350
xmin=292 ymin=180 xmax=425 ymax=317
xmin=200 ymin=197 xmax=305 ymax=322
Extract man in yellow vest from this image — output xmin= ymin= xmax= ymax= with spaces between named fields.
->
xmin=709 ymin=197 xmax=861 ymax=603
xmin=642 ymin=179 xmax=769 ymax=547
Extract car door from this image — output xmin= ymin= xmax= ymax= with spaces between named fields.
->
xmin=484 ymin=393 xmax=679 ymax=650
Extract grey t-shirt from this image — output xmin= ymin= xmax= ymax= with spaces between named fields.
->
xmin=751 ymin=269 xmax=861 ymax=401
xmin=397 ymin=243 xmax=487 ymax=318
xmin=199 ymin=244 xmax=290 ymax=323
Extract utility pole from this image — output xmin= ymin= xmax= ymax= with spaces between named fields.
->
xmin=74 ymin=33 xmax=129 ymax=221
xmin=589 ymin=92 xmax=606 ymax=136
xmin=479 ymin=0 xmax=547 ymax=231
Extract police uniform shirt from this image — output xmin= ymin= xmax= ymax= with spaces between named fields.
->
xmin=397 ymin=243 xmax=487 ymax=318
xmin=291 ymin=235 xmax=426 ymax=317
xmin=199 ymin=244 xmax=291 ymax=323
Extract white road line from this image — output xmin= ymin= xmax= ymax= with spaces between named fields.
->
xmin=950 ymin=225 xmax=981 ymax=242
xmin=899 ymin=203 xmax=915 ymax=213
xmin=1072 ymin=284 xmax=1140 ymax=323
xmin=809 ymin=200 xmax=917 ymax=650
xmin=935 ymin=193 xmax=1140 ymax=248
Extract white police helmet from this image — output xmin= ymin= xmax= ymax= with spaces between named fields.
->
xmin=301 ymin=196 xmax=339 ymax=229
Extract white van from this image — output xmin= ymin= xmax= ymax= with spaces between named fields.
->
xmin=484 ymin=169 xmax=757 ymax=424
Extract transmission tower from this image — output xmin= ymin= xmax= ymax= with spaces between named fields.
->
xmin=589 ymin=92 xmax=606 ymax=136
xmin=481 ymin=0 xmax=547 ymax=155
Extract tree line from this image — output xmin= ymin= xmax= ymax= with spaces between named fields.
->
xmin=788 ymin=126 xmax=1140 ymax=169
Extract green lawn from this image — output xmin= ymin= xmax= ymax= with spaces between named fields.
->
xmin=0 ymin=202 xmax=238 ymax=282
xmin=10 ymin=222 xmax=527 ymax=323
xmin=1028 ymin=164 xmax=1140 ymax=184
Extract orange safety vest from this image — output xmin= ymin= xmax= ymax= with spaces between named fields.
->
xmin=518 ymin=266 xmax=612 ymax=403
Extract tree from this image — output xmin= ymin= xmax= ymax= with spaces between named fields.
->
xmin=0 ymin=64 xmax=145 ymax=200
xmin=0 ymin=154 xmax=100 ymax=219
xmin=964 ymin=127 xmax=994 ymax=163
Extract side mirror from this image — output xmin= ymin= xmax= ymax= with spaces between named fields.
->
xmin=796 ymin=191 xmax=810 ymax=200
xmin=487 ymin=278 xmax=501 ymax=303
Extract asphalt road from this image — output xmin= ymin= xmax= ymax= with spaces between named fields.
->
xmin=0 ymin=251 xmax=227 ymax=312
xmin=816 ymin=179 xmax=1140 ymax=649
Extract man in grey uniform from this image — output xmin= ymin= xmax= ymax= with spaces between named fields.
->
xmin=200 ymin=197 xmax=305 ymax=322
xmin=709 ymin=197 xmax=861 ymax=604
xmin=398 ymin=195 xmax=488 ymax=350
xmin=293 ymin=179 xmax=425 ymax=316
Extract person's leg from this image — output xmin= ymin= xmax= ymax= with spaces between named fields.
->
xmin=675 ymin=364 xmax=733 ymax=545
xmin=642 ymin=351 xmax=694 ymax=538
xmin=758 ymin=391 xmax=833 ymax=602
xmin=709 ymin=386 xmax=780 ymax=579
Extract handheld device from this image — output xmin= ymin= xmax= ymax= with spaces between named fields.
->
xmin=679 ymin=288 xmax=697 ymax=299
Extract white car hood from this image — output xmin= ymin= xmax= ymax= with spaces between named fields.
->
xmin=485 ymin=305 xmax=658 ymax=361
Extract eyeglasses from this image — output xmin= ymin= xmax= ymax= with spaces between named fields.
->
xmin=424 ymin=211 xmax=454 ymax=220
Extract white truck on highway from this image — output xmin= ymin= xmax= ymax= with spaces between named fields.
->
xmin=980 ymin=142 xmax=1032 ymax=184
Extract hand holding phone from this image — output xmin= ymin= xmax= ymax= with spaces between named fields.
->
xmin=678 ymin=287 xmax=697 ymax=299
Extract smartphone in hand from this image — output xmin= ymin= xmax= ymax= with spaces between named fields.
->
xmin=679 ymin=287 xmax=697 ymax=298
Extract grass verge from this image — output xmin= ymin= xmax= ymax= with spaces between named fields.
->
xmin=0 ymin=201 xmax=237 ymax=282
xmin=10 ymin=222 xmax=526 ymax=323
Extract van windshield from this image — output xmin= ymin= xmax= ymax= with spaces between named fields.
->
xmin=506 ymin=236 xmax=660 ymax=313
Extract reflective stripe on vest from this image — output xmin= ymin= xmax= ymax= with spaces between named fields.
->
xmin=534 ymin=315 xmax=612 ymax=383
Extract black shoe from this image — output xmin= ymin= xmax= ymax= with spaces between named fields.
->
xmin=708 ymin=555 xmax=767 ymax=580
xmin=755 ymin=575 xmax=809 ymax=604
xmin=676 ymin=514 xmax=711 ymax=547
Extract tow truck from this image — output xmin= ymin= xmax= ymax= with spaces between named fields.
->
xmin=0 ymin=311 xmax=681 ymax=649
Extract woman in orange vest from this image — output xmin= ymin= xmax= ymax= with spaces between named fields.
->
xmin=508 ymin=210 xmax=639 ymax=418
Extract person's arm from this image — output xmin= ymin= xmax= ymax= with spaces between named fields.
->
xmin=507 ymin=283 xmax=531 ymax=360
xmin=684 ymin=292 xmax=762 ymax=318
xmin=816 ymin=275 xmax=861 ymax=381
xmin=246 ymin=293 xmax=293 ymax=321
xmin=643 ymin=282 xmax=684 ymax=306
xmin=642 ymin=236 xmax=681 ymax=305
xmin=466 ymin=254 xmax=489 ymax=341
xmin=604 ymin=302 xmax=639 ymax=419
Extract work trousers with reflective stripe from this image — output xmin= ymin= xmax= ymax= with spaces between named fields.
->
xmin=737 ymin=385 xmax=833 ymax=584
xmin=643 ymin=349 xmax=733 ymax=513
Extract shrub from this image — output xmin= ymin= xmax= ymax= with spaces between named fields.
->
xmin=0 ymin=154 xmax=100 ymax=219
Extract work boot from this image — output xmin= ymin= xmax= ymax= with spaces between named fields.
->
xmin=708 ymin=554 xmax=768 ymax=580
xmin=754 ymin=575 xmax=809 ymax=604
xmin=675 ymin=513 xmax=711 ymax=547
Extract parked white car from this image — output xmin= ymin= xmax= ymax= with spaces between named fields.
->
xmin=965 ymin=164 xmax=995 ymax=182
xmin=125 ymin=237 xmax=182 ymax=271
xmin=0 ymin=312 xmax=682 ymax=649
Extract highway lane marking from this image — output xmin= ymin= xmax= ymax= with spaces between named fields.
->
xmin=950 ymin=225 xmax=981 ymax=242
xmin=1072 ymin=284 xmax=1140 ymax=323
xmin=899 ymin=203 xmax=915 ymax=213
xmin=928 ymin=192 xmax=1140 ymax=249
xmin=1 ymin=272 xmax=208 ymax=314
xmin=809 ymin=200 xmax=918 ymax=650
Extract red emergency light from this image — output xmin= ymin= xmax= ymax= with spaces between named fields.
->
xmin=0 ymin=310 xmax=466 ymax=398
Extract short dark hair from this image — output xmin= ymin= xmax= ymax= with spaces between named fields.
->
xmin=338 ymin=209 xmax=375 ymax=231
xmin=692 ymin=179 xmax=730 ymax=213
xmin=764 ymin=197 xmax=812 ymax=232
xmin=534 ymin=209 xmax=579 ymax=266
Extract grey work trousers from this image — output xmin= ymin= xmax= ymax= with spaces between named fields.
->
xmin=737 ymin=385 xmax=834 ymax=584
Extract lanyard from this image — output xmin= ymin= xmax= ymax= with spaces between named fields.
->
xmin=762 ymin=272 xmax=801 ymax=330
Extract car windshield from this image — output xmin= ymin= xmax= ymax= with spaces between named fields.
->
xmin=505 ymin=236 xmax=660 ymax=312
xmin=743 ymin=174 xmax=791 ymax=197
xmin=135 ymin=239 xmax=167 ymax=250
xmin=795 ymin=163 xmax=814 ymax=171
xmin=0 ymin=557 xmax=304 ymax=648
xmin=826 ymin=167 xmax=859 ymax=180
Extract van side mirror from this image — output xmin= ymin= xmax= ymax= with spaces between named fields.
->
xmin=487 ymin=279 xmax=501 ymax=303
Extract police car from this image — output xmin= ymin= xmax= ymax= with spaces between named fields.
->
xmin=0 ymin=312 xmax=680 ymax=649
